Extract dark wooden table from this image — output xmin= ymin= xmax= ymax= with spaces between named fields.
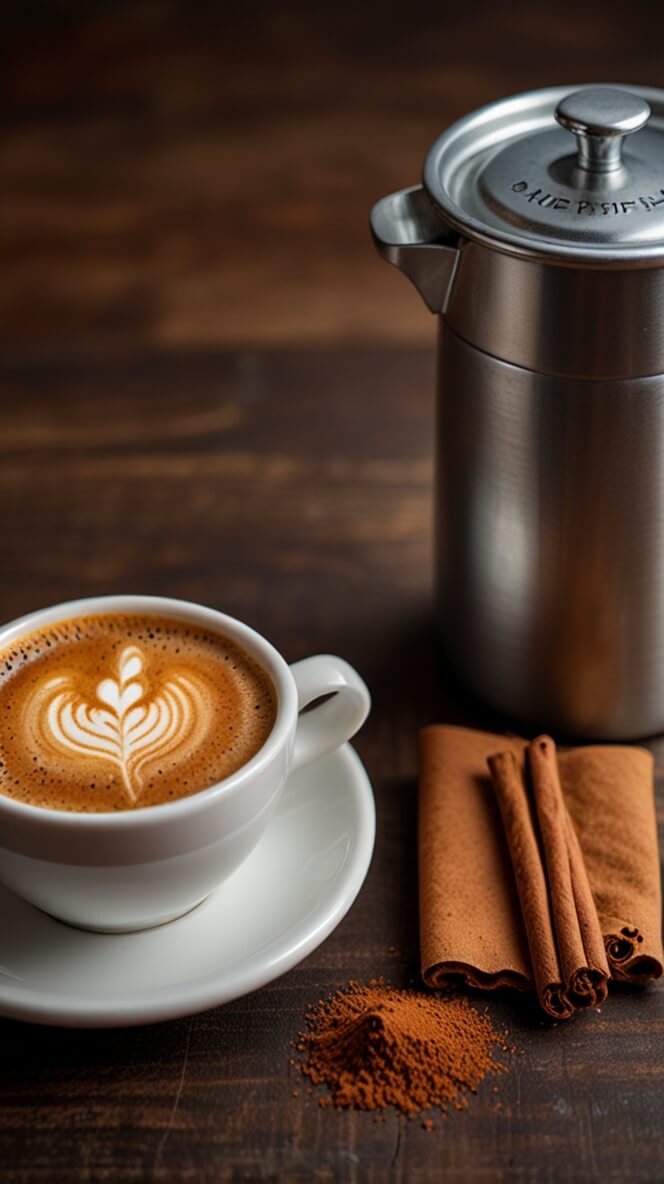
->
xmin=2 ymin=3 xmax=664 ymax=1181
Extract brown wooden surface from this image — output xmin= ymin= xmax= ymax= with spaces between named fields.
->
xmin=1 ymin=3 xmax=664 ymax=1182
xmin=4 ymin=0 xmax=664 ymax=354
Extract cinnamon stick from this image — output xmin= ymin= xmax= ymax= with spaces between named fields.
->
xmin=526 ymin=737 xmax=609 ymax=1010
xmin=488 ymin=748 xmax=572 ymax=1019
xmin=489 ymin=739 xmax=609 ymax=1018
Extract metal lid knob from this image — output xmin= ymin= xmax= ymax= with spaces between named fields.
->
xmin=555 ymin=87 xmax=651 ymax=173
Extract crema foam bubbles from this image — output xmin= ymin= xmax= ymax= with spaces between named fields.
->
xmin=0 ymin=614 xmax=277 ymax=812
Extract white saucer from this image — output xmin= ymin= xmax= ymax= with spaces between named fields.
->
xmin=0 ymin=744 xmax=375 ymax=1028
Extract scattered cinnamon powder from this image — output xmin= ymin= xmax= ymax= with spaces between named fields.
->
xmin=295 ymin=980 xmax=510 ymax=1118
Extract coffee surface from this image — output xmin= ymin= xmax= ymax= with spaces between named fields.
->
xmin=0 ymin=613 xmax=277 ymax=812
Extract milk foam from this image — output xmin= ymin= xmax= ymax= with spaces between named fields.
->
xmin=0 ymin=613 xmax=277 ymax=812
xmin=27 ymin=645 xmax=208 ymax=802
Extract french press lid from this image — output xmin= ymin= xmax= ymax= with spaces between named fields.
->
xmin=422 ymin=84 xmax=664 ymax=264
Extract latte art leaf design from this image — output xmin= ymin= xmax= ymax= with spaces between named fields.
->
xmin=33 ymin=645 xmax=207 ymax=802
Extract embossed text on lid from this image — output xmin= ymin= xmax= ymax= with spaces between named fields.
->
xmin=422 ymin=84 xmax=664 ymax=264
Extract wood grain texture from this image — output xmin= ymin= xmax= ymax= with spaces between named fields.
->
xmin=1 ymin=1 xmax=664 ymax=1180
xmin=0 ymin=344 xmax=663 ymax=1184
xmin=3 ymin=0 xmax=664 ymax=350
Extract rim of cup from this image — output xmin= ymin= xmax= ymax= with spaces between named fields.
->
xmin=0 ymin=595 xmax=298 ymax=829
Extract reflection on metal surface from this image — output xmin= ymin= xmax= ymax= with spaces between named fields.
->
xmin=435 ymin=323 xmax=664 ymax=737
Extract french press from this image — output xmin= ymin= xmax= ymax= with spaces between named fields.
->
xmin=372 ymin=85 xmax=664 ymax=738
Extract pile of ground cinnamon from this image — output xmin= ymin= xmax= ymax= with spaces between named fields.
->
xmin=295 ymin=980 xmax=511 ymax=1118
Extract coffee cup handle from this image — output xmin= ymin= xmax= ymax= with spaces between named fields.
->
xmin=289 ymin=655 xmax=370 ymax=773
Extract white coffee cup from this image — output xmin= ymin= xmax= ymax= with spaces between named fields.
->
xmin=0 ymin=595 xmax=371 ymax=932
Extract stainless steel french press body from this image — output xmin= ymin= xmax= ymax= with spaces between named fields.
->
xmin=372 ymin=85 xmax=664 ymax=738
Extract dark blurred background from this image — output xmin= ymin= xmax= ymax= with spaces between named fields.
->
xmin=3 ymin=14 xmax=664 ymax=1180
xmin=4 ymin=0 xmax=664 ymax=358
